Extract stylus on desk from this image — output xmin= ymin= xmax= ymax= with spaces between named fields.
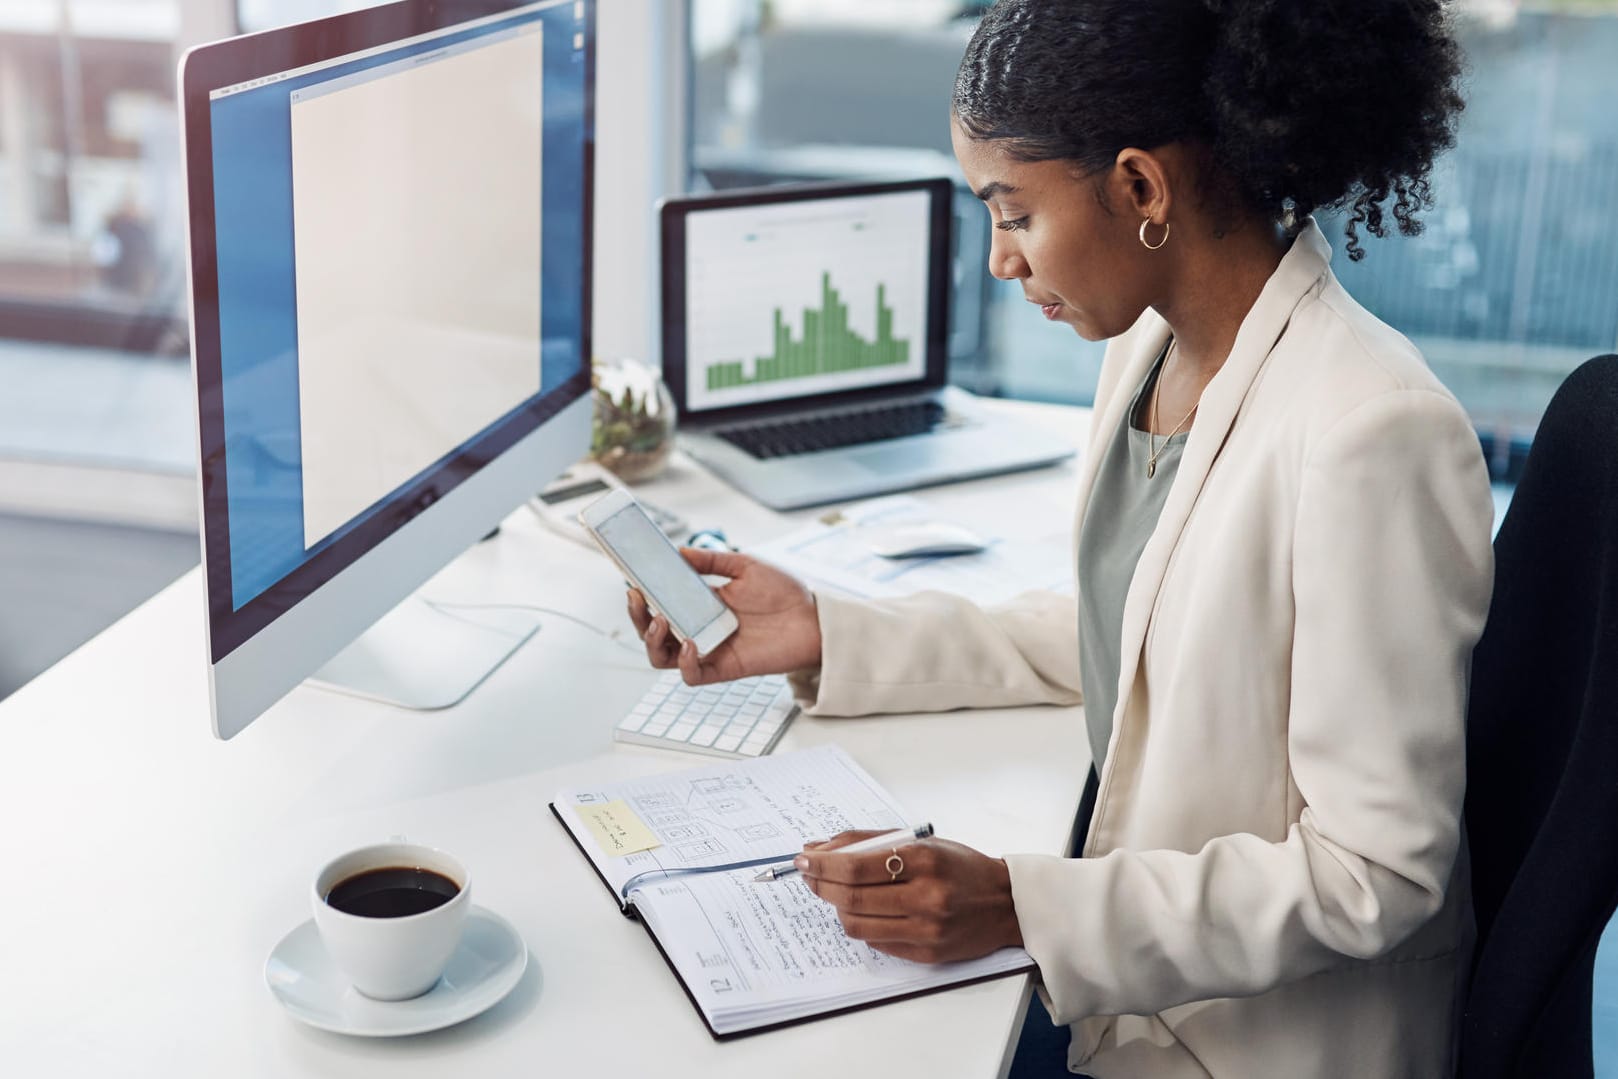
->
xmin=752 ymin=823 xmax=934 ymax=882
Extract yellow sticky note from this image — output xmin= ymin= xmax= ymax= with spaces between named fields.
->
xmin=577 ymin=799 xmax=661 ymax=856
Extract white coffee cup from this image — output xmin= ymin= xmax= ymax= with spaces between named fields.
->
xmin=311 ymin=842 xmax=471 ymax=1001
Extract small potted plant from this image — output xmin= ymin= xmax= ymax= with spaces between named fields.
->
xmin=590 ymin=357 xmax=677 ymax=483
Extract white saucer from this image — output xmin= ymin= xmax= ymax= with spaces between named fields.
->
xmin=265 ymin=905 xmax=527 ymax=1037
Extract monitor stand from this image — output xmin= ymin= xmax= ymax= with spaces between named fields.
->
xmin=308 ymin=596 xmax=543 ymax=711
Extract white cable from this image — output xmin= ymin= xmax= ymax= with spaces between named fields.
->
xmin=423 ymin=598 xmax=643 ymax=655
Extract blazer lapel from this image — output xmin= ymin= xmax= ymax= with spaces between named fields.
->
xmin=1107 ymin=222 xmax=1334 ymax=744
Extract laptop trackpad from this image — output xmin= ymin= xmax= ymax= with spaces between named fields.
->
xmin=848 ymin=440 xmax=946 ymax=474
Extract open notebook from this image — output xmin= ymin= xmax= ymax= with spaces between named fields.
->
xmin=550 ymin=745 xmax=1034 ymax=1038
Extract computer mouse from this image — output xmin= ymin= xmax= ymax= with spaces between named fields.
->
xmin=861 ymin=522 xmax=990 ymax=559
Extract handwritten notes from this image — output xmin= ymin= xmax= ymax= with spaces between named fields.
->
xmin=557 ymin=746 xmax=908 ymax=898
xmin=576 ymin=799 xmax=661 ymax=856
xmin=553 ymin=747 xmax=1035 ymax=1035
xmin=635 ymin=863 xmax=1031 ymax=1032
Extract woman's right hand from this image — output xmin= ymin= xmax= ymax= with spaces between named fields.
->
xmin=626 ymin=548 xmax=822 ymax=686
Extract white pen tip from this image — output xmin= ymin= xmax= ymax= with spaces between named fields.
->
xmin=751 ymin=870 xmax=771 ymax=882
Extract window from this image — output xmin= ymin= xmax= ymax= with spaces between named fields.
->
xmin=0 ymin=0 xmax=224 ymax=699
xmin=0 ymin=0 xmax=185 ymax=352
xmin=688 ymin=1 xmax=1036 ymax=398
xmin=0 ymin=0 xmax=195 ymax=490
xmin=235 ymin=0 xmax=389 ymax=34
xmin=1326 ymin=4 xmax=1618 ymax=480
xmin=689 ymin=1 xmax=1618 ymax=479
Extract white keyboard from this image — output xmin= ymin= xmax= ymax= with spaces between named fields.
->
xmin=614 ymin=671 xmax=798 ymax=758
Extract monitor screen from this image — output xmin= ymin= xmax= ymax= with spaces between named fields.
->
xmin=659 ymin=177 xmax=953 ymax=425
xmin=186 ymin=0 xmax=591 ymax=665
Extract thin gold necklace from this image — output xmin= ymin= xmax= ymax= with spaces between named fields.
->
xmin=1147 ymin=341 xmax=1197 ymax=479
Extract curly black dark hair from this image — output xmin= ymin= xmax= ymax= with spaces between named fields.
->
xmin=952 ymin=0 xmax=1466 ymax=261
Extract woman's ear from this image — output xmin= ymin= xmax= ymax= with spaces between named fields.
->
xmin=1113 ymin=146 xmax=1174 ymax=224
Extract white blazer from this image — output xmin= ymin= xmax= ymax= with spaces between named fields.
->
xmin=789 ymin=221 xmax=1496 ymax=1077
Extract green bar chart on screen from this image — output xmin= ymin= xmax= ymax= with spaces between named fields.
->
xmin=705 ymin=273 xmax=911 ymax=392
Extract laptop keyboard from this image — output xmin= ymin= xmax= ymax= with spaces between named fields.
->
xmin=715 ymin=400 xmax=947 ymax=459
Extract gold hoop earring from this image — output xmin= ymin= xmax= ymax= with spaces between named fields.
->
xmin=1139 ymin=218 xmax=1170 ymax=251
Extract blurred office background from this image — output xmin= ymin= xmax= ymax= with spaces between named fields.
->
xmin=0 ymin=3 xmax=1613 ymax=1058
xmin=688 ymin=0 xmax=1618 ymax=471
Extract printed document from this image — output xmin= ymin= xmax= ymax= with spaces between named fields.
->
xmin=747 ymin=496 xmax=1072 ymax=605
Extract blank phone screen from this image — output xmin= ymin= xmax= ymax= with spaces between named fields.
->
xmin=596 ymin=503 xmax=726 ymax=635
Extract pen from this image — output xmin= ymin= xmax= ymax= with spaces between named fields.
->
xmin=752 ymin=822 xmax=935 ymax=882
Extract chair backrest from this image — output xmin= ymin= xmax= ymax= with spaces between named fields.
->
xmin=1460 ymin=354 xmax=1618 ymax=1078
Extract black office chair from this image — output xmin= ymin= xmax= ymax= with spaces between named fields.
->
xmin=1459 ymin=354 xmax=1618 ymax=1078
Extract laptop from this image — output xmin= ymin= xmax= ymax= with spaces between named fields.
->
xmin=659 ymin=177 xmax=1074 ymax=511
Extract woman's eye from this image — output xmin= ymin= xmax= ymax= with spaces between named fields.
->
xmin=995 ymin=216 xmax=1029 ymax=232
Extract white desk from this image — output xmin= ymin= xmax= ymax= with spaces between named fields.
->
xmin=0 ymin=401 xmax=1092 ymax=1078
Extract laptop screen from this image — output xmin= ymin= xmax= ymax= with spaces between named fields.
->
xmin=660 ymin=178 xmax=953 ymax=423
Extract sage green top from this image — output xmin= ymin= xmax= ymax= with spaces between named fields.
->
xmin=1076 ymin=344 xmax=1188 ymax=773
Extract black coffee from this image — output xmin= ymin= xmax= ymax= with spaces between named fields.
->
xmin=325 ymin=866 xmax=459 ymax=918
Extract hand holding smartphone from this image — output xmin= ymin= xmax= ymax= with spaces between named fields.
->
xmin=578 ymin=489 xmax=739 ymax=656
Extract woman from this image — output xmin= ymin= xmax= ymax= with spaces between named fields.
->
xmin=631 ymin=0 xmax=1493 ymax=1074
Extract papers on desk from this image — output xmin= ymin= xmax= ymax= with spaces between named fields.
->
xmin=551 ymin=745 xmax=1034 ymax=1038
xmin=747 ymin=496 xmax=1073 ymax=606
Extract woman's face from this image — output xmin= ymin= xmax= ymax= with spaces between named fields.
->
xmin=951 ymin=120 xmax=1156 ymax=342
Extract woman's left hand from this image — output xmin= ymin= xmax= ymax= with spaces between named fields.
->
xmin=796 ymin=830 xmax=1024 ymax=963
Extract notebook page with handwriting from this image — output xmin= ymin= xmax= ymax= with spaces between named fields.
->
xmin=633 ymin=864 xmax=1033 ymax=1034
xmin=554 ymin=744 xmax=909 ymax=901
xmin=551 ymin=745 xmax=1034 ymax=1037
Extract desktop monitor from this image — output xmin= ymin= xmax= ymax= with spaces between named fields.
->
xmin=179 ymin=0 xmax=595 ymax=739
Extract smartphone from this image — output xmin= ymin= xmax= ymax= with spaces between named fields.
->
xmin=578 ymin=488 xmax=739 ymax=656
